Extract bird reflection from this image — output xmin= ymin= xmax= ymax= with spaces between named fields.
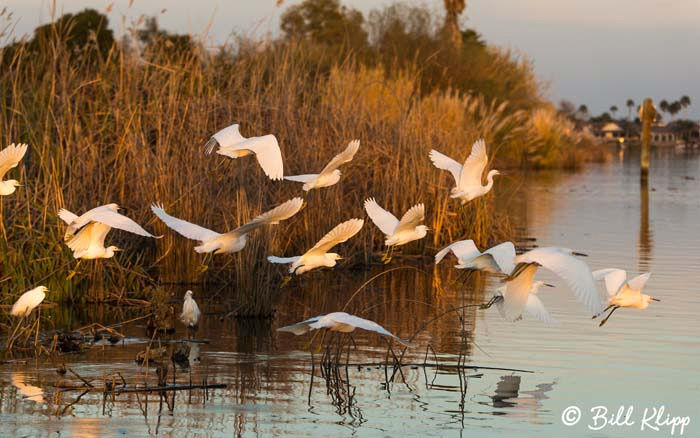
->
xmin=486 ymin=375 xmax=557 ymax=417
xmin=11 ymin=373 xmax=45 ymax=403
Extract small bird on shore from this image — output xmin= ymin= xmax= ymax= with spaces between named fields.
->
xmin=10 ymin=286 xmax=48 ymax=317
xmin=435 ymin=239 xmax=515 ymax=274
xmin=592 ymin=268 xmax=659 ymax=327
xmin=268 ymin=218 xmax=364 ymax=275
xmin=278 ymin=312 xmax=412 ymax=347
xmin=495 ymin=247 xmax=603 ymax=322
xmin=430 ymin=139 xmax=500 ymax=204
xmin=151 ymin=197 xmax=303 ymax=255
xmin=59 ymin=204 xmax=159 ymax=260
xmin=204 ymin=123 xmax=284 ymax=180
xmin=285 ymin=139 xmax=360 ymax=191
xmin=364 ymin=198 xmax=427 ymax=263
xmin=489 ymin=281 xmax=558 ymax=324
xmin=180 ymin=290 xmax=201 ymax=337
xmin=0 ymin=143 xmax=29 ymax=196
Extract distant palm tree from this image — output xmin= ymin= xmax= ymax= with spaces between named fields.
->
xmin=443 ymin=0 xmax=466 ymax=49
xmin=680 ymin=95 xmax=691 ymax=118
xmin=610 ymin=105 xmax=618 ymax=119
xmin=659 ymin=100 xmax=669 ymax=118
xmin=668 ymin=101 xmax=682 ymax=120
xmin=626 ymin=99 xmax=635 ymax=120
xmin=577 ymin=104 xmax=588 ymax=120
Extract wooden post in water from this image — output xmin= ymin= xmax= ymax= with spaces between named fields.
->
xmin=640 ymin=98 xmax=655 ymax=181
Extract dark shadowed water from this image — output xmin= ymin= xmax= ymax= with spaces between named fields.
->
xmin=1 ymin=147 xmax=699 ymax=437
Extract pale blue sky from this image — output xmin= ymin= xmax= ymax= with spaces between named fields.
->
xmin=3 ymin=0 xmax=699 ymax=118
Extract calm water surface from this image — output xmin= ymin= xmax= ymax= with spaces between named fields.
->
xmin=1 ymin=147 xmax=699 ymax=437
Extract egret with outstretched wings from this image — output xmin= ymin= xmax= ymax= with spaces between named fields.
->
xmin=152 ymin=197 xmax=303 ymax=255
xmin=430 ymin=139 xmax=500 ymax=204
xmin=204 ymin=123 xmax=284 ymax=180
xmin=285 ymin=139 xmax=360 ymax=191
xmin=268 ymin=218 xmax=363 ymax=274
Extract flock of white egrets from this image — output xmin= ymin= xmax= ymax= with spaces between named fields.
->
xmin=1 ymin=123 xmax=658 ymax=348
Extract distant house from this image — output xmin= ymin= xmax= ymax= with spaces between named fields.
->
xmin=600 ymin=122 xmax=624 ymax=140
xmin=650 ymin=125 xmax=678 ymax=147
xmin=592 ymin=121 xmax=639 ymax=143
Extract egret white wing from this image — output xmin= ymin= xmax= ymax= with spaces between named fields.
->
xmin=0 ymin=143 xmax=28 ymax=180
xmin=429 ymin=149 xmax=462 ymax=185
xmin=151 ymin=203 xmax=221 ymax=242
xmin=268 ymin=255 xmax=301 ymax=264
xmin=206 ymin=123 xmax=246 ymax=153
xmin=242 ymin=135 xmax=284 ymax=180
xmin=364 ymin=198 xmax=399 ymax=236
xmin=277 ymin=316 xmax=322 ymax=335
xmin=435 ymin=239 xmax=480 ymax=264
xmin=314 ymin=312 xmax=412 ymax=347
xmin=394 ymin=203 xmax=425 ymax=234
xmin=516 ymin=247 xmax=603 ymax=314
xmin=58 ymin=209 xmax=79 ymax=225
xmin=627 ymin=272 xmax=651 ymax=292
xmin=592 ymin=268 xmax=628 ymax=296
xmin=503 ymin=264 xmax=538 ymax=321
xmin=524 ymin=294 xmax=558 ymax=324
xmin=88 ymin=209 xmax=156 ymax=238
xmin=233 ymin=197 xmax=304 ymax=236
xmin=319 ymin=139 xmax=360 ymax=176
xmin=66 ymin=222 xmax=111 ymax=253
xmin=308 ymin=218 xmax=364 ymax=254
xmin=62 ymin=204 xmax=119 ymax=239
xmin=483 ymin=241 xmax=516 ymax=274
xmin=284 ymin=174 xmax=318 ymax=183
xmin=458 ymin=139 xmax=488 ymax=189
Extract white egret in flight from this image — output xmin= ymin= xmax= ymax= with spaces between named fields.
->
xmin=204 ymin=123 xmax=283 ymax=180
xmin=0 ymin=143 xmax=28 ymax=196
xmin=592 ymin=269 xmax=658 ymax=327
xmin=151 ymin=197 xmax=303 ymax=255
xmin=268 ymin=218 xmax=364 ymax=275
xmin=498 ymin=247 xmax=603 ymax=322
xmin=435 ymin=239 xmax=515 ymax=274
xmin=278 ymin=312 xmax=412 ymax=347
xmin=10 ymin=286 xmax=48 ymax=317
xmin=59 ymin=204 xmax=158 ymax=260
xmin=180 ymin=290 xmax=201 ymax=337
xmin=285 ymin=139 xmax=360 ymax=191
xmin=429 ymin=139 xmax=500 ymax=204
xmin=364 ymin=198 xmax=427 ymax=263
xmin=490 ymin=281 xmax=558 ymax=324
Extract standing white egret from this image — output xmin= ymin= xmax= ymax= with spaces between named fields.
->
xmin=0 ymin=143 xmax=29 ymax=196
xmin=151 ymin=197 xmax=303 ymax=255
xmin=59 ymin=204 xmax=158 ymax=260
xmin=435 ymin=239 xmax=515 ymax=274
xmin=180 ymin=290 xmax=201 ymax=337
xmin=7 ymin=286 xmax=48 ymax=350
xmin=497 ymin=247 xmax=603 ymax=322
xmin=592 ymin=269 xmax=659 ymax=327
xmin=10 ymin=286 xmax=48 ymax=317
xmin=278 ymin=312 xmax=412 ymax=347
xmin=364 ymin=198 xmax=427 ymax=263
xmin=490 ymin=281 xmax=558 ymax=324
xmin=268 ymin=218 xmax=364 ymax=275
xmin=284 ymin=139 xmax=360 ymax=191
xmin=429 ymin=139 xmax=500 ymax=204
xmin=204 ymin=123 xmax=284 ymax=180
